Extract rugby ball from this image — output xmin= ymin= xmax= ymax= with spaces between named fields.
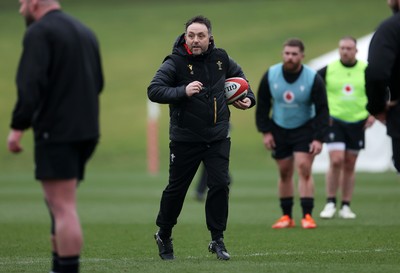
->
xmin=224 ymin=77 xmax=248 ymax=104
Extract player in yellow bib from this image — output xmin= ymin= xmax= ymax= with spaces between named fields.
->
xmin=318 ymin=36 xmax=375 ymax=219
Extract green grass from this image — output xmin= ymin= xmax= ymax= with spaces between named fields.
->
xmin=0 ymin=171 xmax=399 ymax=272
xmin=0 ymin=1 xmax=399 ymax=272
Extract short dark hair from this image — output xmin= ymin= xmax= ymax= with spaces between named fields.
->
xmin=283 ymin=38 xmax=305 ymax=53
xmin=340 ymin=35 xmax=357 ymax=45
xmin=185 ymin=15 xmax=212 ymax=35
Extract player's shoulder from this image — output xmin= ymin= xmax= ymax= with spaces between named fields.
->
xmin=24 ymin=19 xmax=47 ymax=42
xmin=25 ymin=11 xmax=63 ymax=36
xmin=377 ymin=13 xmax=400 ymax=33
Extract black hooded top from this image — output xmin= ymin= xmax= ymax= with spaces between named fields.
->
xmin=148 ymin=34 xmax=255 ymax=143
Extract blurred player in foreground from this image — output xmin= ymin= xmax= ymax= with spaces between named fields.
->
xmin=365 ymin=0 xmax=400 ymax=173
xmin=7 ymin=0 xmax=103 ymax=272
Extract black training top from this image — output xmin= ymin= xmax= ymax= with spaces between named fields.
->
xmin=366 ymin=12 xmax=400 ymax=115
xmin=11 ymin=10 xmax=104 ymax=142
xmin=366 ymin=11 xmax=400 ymax=138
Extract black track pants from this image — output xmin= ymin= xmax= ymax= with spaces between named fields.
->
xmin=156 ymin=138 xmax=231 ymax=235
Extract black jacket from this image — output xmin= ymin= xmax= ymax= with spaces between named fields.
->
xmin=366 ymin=12 xmax=400 ymax=137
xmin=148 ymin=34 xmax=255 ymax=143
xmin=11 ymin=10 xmax=104 ymax=142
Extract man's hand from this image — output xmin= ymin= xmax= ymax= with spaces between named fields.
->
xmin=364 ymin=115 xmax=376 ymax=129
xmin=262 ymin=132 xmax=275 ymax=150
xmin=7 ymin=129 xmax=24 ymax=153
xmin=374 ymin=100 xmax=398 ymax=125
xmin=185 ymin=81 xmax=203 ymax=97
xmin=309 ymin=140 xmax=322 ymax=156
xmin=232 ymin=97 xmax=251 ymax=110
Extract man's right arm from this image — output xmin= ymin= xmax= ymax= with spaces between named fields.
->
xmin=11 ymin=29 xmax=48 ymax=131
xmin=147 ymin=58 xmax=187 ymax=104
xmin=255 ymin=71 xmax=273 ymax=133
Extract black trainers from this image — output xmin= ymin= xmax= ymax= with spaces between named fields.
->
xmin=154 ymin=232 xmax=174 ymax=260
xmin=208 ymin=238 xmax=230 ymax=260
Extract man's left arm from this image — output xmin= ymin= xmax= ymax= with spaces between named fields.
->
xmin=226 ymin=56 xmax=256 ymax=108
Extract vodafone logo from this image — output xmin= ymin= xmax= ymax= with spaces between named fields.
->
xmin=342 ymin=84 xmax=354 ymax=95
xmin=283 ymin=90 xmax=295 ymax=103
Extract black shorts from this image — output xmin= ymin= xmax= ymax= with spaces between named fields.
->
xmin=324 ymin=118 xmax=366 ymax=151
xmin=34 ymin=139 xmax=98 ymax=181
xmin=271 ymin=122 xmax=313 ymax=160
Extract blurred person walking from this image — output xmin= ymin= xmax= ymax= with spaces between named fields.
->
xmin=148 ymin=15 xmax=255 ymax=260
xmin=7 ymin=0 xmax=104 ymax=272
xmin=193 ymin=165 xmax=233 ymax=202
xmin=365 ymin=0 xmax=400 ymax=173
xmin=319 ymin=36 xmax=375 ymax=220
xmin=193 ymin=165 xmax=209 ymax=201
xmin=256 ymin=38 xmax=329 ymax=229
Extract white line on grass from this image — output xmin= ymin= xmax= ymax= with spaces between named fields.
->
xmin=0 ymin=248 xmax=395 ymax=265
xmin=245 ymin=248 xmax=394 ymax=257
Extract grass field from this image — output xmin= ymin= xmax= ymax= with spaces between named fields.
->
xmin=1 ymin=171 xmax=399 ymax=272
xmin=1 ymin=0 xmax=399 ymax=272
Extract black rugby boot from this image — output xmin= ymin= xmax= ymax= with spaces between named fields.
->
xmin=154 ymin=232 xmax=174 ymax=260
xmin=208 ymin=238 xmax=230 ymax=260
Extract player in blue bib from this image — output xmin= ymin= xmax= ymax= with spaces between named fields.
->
xmin=256 ymin=38 xmax=329 ymax=229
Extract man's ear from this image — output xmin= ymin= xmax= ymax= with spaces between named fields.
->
xmin=31 ymin=0 xmax=40 ymax=13
xmin=31 ymin=0 xmax=39 ymax=8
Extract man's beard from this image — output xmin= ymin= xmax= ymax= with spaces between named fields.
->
xmin=284 ymin=62 xmax=300 ymax=73
xmin=392 ymin=4 xmax=400 ymax=14
xmin=24 ymin=14 xmax=35 ymax=27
